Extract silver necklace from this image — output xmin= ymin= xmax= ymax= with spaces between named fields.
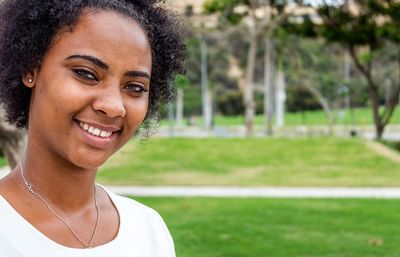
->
xmin=19 ymin=161 xmax=100 ymax=249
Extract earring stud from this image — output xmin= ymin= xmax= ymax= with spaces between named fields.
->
xmin=28 ymin=78 xmax=33 ymax=83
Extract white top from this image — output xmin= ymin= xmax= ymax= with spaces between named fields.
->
xmin=0 ymin=186 xmax=176 ymax=257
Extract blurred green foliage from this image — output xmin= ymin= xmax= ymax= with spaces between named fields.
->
xmin=185 ymin=0 xmax=399 ymax=138
xmin=178 ymin=23 xmax=397 ymax=118
xmin=0 ymin=158 xmax=6 ymax=167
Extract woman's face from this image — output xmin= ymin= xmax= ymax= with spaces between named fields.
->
xmin=25 ymin=10 xmax=152 ymax=169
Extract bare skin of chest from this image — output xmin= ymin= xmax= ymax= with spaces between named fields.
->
xmin=0 ymin=172 xmax=120 ymax=249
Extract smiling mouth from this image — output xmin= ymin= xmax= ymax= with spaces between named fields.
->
xmin=77 ymin=121 xmax=114 ymax=138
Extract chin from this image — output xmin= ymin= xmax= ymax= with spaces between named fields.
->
xmin=69 ymin=152 xmax=111 ymax=171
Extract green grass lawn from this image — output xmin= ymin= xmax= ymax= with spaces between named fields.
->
xmin=180 ymin=107 xmax=400 ymax=126
xmin=137 ymin=197 xmax=400 ymax=257
xmin=97 ymin=137 xmax=399 ymax=187
xmin=0 ymin=158 xmax=6 ymax=167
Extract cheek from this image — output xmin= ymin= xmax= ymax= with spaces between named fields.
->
xmin=125 ymin=99 xmax=149 ymax=126
xmin=37 ymin=78 xmax=88 ymax=114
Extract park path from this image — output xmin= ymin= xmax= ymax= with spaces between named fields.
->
xmin=365 ymin=140 xmax=400 ymax=163
xmin=2 ymin=166 xmax=400 ymax=198
xmin=105 ymin=185 xmax=400 ymax=198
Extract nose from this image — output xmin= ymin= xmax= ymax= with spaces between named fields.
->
xmin=92 ymin=84 xmax=126 ymax=118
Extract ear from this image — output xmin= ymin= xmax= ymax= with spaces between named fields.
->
xmin=22 ymin=69 xmax=37 ymax=88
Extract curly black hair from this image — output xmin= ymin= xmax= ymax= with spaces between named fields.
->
xmin=0 ymin=0 xmax=185 ymax=131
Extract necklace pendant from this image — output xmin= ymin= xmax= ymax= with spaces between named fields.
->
xmin=27 ymin=184 xmax=33 ymax=193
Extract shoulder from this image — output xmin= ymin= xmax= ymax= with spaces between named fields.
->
xmin=110 ymin=191 xmax=171 ymax=237
xmin=98 ymin=185 xmax=176 ymax=256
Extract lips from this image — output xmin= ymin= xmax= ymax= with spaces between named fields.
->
xmin=74 ymin=119 xmax=122 ymax=149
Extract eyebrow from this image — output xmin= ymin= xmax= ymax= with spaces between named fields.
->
xmin=125 ymin=71 xmax=151 ymax=80
xmin=66 ymin=54 xmax=151 ymax=79
xmin=66 ymin=55 xmax=109 ymax=70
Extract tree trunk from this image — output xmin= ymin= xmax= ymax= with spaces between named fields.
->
xmin=366 ymin=76 xmax=383 ymax=139
xmin=176 ymin=88 xmax=184 ymax=127
xmin=358 ymin=65 xmax=400 ymax=140
xmin=263 ymin=37 xmax=275 ymax=135
xmin=275 ymin=69 xmax=286 ymax=128
xmin=304 ymin=82 xmax=335 ymax=135
xmin=376 ymin=124 xmax=384 ymax=140
xmin=244 ymin=32 xmax=257 ymax=137
xmin=348 ymin=46 xmax=396 ymax=140
xmin=167 ymin=82 xmax=175 ymax=137
xmin=201 ymin=39 xmax=212 ymax=129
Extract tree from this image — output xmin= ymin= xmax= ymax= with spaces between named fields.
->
xmin=315 ymin=0 xmax=400 ymax=139
xmin=204 ymin=0 xmax=298 ymax=136
xmin=181 ymin=5 xmax=239 ymax=127
xmin=174 ymin=75 xmax=190 ymax=127
xmin=282 ymin=37 xmax=349 ymax=133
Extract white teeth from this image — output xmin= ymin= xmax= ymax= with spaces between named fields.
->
xmin=78 ymin=121 xmax=113 ymax=138
xmin=93 ymin=128 xmax=100 ymax=136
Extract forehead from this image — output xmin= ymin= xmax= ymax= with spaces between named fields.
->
xmin=45 ymin=9 xmax=152 ymax=70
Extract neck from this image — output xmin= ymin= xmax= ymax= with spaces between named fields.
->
xmin=19 ymin=149 xmax=97 ymax=212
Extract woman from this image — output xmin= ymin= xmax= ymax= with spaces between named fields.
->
xmin=0 ymin=0 xmax=185 ymax=256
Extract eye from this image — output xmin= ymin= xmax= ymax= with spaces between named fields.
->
xmin=72 ymin=68 xmax=98 ymax=81
xmin=124 ymin=83 xmax=149 ymax=96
